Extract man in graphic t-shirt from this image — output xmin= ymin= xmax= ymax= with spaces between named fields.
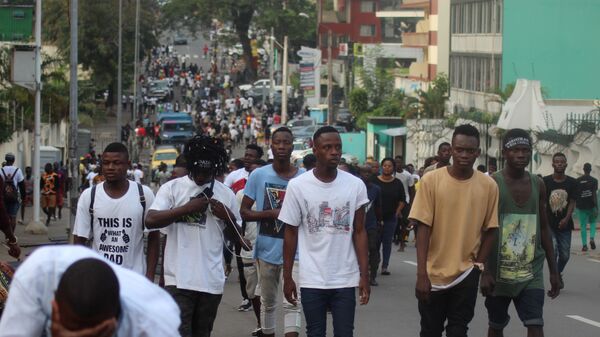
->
xmin=241 ymin=127 xmax=304 ymax=337
xmin=543 ymin=153 xmax=576 ymax=289
xmin=146 ymin=136 xmax=250 ymax=337
xmin=483 ymin=129 xmax=560 ymax=337
xmin=224 ymin=144 xmax=263 ymax=194
xmin=73 ymin=143 xmax=158 ymax=279
xmin=280 ymin=126 xmax=370 ymax=337
xmin=575 ymin=162 xmax=597 ymax=251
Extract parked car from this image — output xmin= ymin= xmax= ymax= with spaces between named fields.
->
xmin=173 ymin=35 xmax=188 ymax=45
xmin=287 ymin=117 xmax=316 ymax=129
xmin=148 ymin=80 xmax=172 ymax=101
xmin=239 ymin=79 xmax=272 ymax=92
xmin=151 ymin=146 xmax=179 ymax=172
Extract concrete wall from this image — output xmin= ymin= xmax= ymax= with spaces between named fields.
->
xmin=503 ymin=0 xmax=600 ymax=99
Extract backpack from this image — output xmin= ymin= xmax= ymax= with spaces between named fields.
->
xmin=1 ymin=168 xmax=19 ymax=203
xmin=89 ymin=182 xmax=146 ymax=230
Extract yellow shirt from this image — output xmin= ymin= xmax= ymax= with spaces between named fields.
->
xmin=409 ymin=167 xmax=499 ymax=285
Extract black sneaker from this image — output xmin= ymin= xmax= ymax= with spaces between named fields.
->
xmin=582 ymin=245 xmax=589 ymax=252
xmin=237 ymin=299 xmax=252 ymax=312
xmin=591 ymin=240 xmax=596 ymax=250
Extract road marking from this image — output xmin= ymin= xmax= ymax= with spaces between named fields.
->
xmin=403 ymin=260 xmax=417 ymax=266
xmin=566 ymin=315 xmax=600 ymax=328
xmin=587 ymin=258 xmax=600 ymax=263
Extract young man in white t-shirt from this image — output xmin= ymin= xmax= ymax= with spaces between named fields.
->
xmin=280 ymin=126 xmax=370 ymax=337
xmin=73 ymin=143 xmax=158 ymax=279
xmin=0 ymin=246 xmax=180 ymax=337
xmin=146 ymin=135 xmax=251 ymax=337
xmin=224 ymin=144 xmax=263 ymax=194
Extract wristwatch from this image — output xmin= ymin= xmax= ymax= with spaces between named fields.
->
xmin=473 ymin=262 xmax=485 ymax=272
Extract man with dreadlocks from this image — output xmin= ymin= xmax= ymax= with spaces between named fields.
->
xmin=146 ymin=135 xmax=251 ymax=337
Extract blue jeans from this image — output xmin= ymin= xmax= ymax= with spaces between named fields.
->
xmin=551 ymin=228 xmax=571 ymax=273
xmin=380 ymin=217 xmax=396 ymax=269
xmin=301 ymin=287 xmax=356 ymax=337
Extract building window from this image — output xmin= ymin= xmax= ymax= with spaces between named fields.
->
xmin=450 ymin=53 xmax=502 ymax=92
xmin=361 ymin=1 xmax=376 ymax=12
xmin=12 ymin=10 xmax=25 ymax=19
xmin=451 ymin=0 xmax=502 ymax=34
xmin=379 ymin=0 xmax=403 ymax=11
xmin=360 ymin=25 xmax=376 ymax=37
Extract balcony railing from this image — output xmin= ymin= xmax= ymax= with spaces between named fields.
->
xmin=401 ymin=0 xmax=430 ymax=9
xmin=408 ymin=62 xmax=428 ymax=79
xmin=402 ymin=32 xmax=429 ymax=47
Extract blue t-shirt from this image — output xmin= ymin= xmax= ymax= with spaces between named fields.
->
xmin=245 ymin=164 xmax=305 ymax=265
xmin=365 ymin=183 xmax=381 ymax=230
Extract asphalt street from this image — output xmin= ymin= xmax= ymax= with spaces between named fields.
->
xmin=211 ymin=239 xmax=600 ymax=337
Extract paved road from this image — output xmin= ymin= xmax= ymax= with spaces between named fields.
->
xmin=210 ymin=237 xmax=600 ymax=337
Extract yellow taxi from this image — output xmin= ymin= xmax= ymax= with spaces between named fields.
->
xmin=151 ymin=145 xmax=179 ymax=172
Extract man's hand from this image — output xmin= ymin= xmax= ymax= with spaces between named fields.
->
xmin=548 ymin=272 xmax=560 ymax=299
xmin=209 ymin=199 xmax=230 ymax=221
xmin=270 ymin=208 xmax=281 ymax=220
xmin=184 ymin=196 xmax=209 ymax=214
xmin=359 ymin=275 xmax=371 ymax=305
xmin=283 ymin=277 xmax=298 ymax=306
xmin=558 ymin=217 xmax=568 ymax=230
xmin=240 ymin=237 xmax=253 ymax=251
xmin=51 ymin=301 xmax=117 ymax=337
xmin=479 ymin=270 xmax=495 ymax=297
xmin=415 ymin=273 xmax=432 ymax=302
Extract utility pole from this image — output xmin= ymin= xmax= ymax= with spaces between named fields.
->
xmin=116 ymin=0 xmax=123 ymax=139
xmin=68 ymin=0 xmax=79 ymax=235
xmin=133 ymin=0 xmax=140 ymax=120
xmin=281 ymin=36 xmax=289 ymax=124
xmin=269 ymin=27 xmax=275 ymax=104
xmin=27 ymin=0 xmax=43 ymax=231
xmin=327 ymin=30 xmax=333 ymax=125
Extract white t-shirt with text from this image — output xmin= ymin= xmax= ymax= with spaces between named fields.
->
xmin=150 ymin=176 xmax=242 ymax=294
xmin=73 ymin=181 xmax=155 ymax=275
xmin=278 ymin=170 xmax=369 ymax=289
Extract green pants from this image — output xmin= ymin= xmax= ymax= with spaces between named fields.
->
xmin=576 ymin=208 xmax=597 ymax=245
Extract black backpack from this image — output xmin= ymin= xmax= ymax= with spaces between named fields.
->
xmin=1 ymin=168 xmax=19 ymax=203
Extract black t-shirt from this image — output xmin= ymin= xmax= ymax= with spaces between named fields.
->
xmin=372 ymin=177 xmax=405 ymax=219
xmin=575 ymin=175 xmax=598 ymax=209
xmin=543 ymin=175 xmax=577 ymax=230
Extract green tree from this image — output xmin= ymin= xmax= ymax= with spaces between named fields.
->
xmin=349 ymin=88 xmax=368 ymax=117
xmin=43 ymin=0 xmax=160 ymax=110
xmin=161 ymin=0 xmax=316 ymax=80
xmin=418 ymin=73 xmax=449 ymax=118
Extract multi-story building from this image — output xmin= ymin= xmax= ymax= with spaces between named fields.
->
xmin=449 ymin=0 xmax=600 ymax=113
xmin=0 ymin=0 xmax=34 ymax=42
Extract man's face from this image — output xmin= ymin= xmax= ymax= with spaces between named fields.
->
xmin=451 ymin=136 xmax=480 ymax=170
xmin=406 ymin=164 xmax=415 ymax=174
xmin=438 ymin=144 xmax=452 ymax=164
xmin=243 ymin=149 xmax=259 ymax=170
xmin=359 ymin=167 xmax=371 ymax=183
xmin=101 ymin=152 xmax=129 ymax=183
xmin=394 ymin=158 xmax=403 ymax=172
xmin=271 ymin=132 xmax=293 ymax=161
xmin=552 ymin=155 xmax=567 ymax=174
xmin=313 ymin=132 xmax=342 ymax=169
xmin=54 ymin=299 xmax=116 ymax=332
xmin=503 ymin=145 xmax=531 ymax=170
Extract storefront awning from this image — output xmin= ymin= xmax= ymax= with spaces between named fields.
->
xmin=380 ymin=127 xmax=407 ymax=137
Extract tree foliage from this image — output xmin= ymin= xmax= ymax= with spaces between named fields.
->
xmin=418 ymin=73 xmax=449 ymax=118
xmin=161 ymin=0 xmax=316 ymax=80
xmin=349 ymin=88 xmax=368 ymax=117
xmin=43 ymin=0 xmax=160 ymax=107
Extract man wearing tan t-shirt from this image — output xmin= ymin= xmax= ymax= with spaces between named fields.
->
xmin=410 ymin=124 xmax=499 ymax=337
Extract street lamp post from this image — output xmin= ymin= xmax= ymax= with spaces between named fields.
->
xmin=281 ymin=36 xmax=289 ymax=124
xmin=133 ymin=0 xmax=140 ymax=120
xmin=68 ymin=0 xmax=79 ymax=235
xmin=116 ymin=0 xmax=123 ymax=139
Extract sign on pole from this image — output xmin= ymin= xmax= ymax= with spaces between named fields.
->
xmin=297 ymin=47 xmax=321 ymax=108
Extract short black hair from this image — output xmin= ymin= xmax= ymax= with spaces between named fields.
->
xmin=552 ymin=152 xmax=566 ymax=161
xmin=452 ymin=124 xmax=480 ymax=146
xmin=313 ymin=126 xmax=339 ymax=143
xmin=380 ymin=157 xmax=396 ymax=169
xmin=303 ymin=153 xmax=317 ymax=170
xmin=502 ymin=128 xmax=532 ymax=149
xmin=584 ymin=163 xmax=592 ymax=172
xmin=246 ymin=144 xmax=264 ymax=159
xmin=477 ymin=164 xmax=486 ymax=172
xmin=272 ymin=127 xmax=293 ymax=140
xmin=55 ymin=258 xmax=120 ymax=323
xmin=184 ymin=135 xmax=230 ymax=177
xmin=438 ymin=142 xmax=451 ymax=151
xmin=231 ymin=159 xmax=244 ymax=169
xmin=103 ymin=142 xmax=129 ymax=160
xmin=255 ymin=159 xmax=268 ymax=166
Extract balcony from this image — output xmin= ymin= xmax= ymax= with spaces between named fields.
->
xmin=401 ymin=0 xmax=430 ymax=9
xmin=402 ymin=32 xmax=429 ymax=47
xmin=408 ymin=62 xmax=428 ymax=79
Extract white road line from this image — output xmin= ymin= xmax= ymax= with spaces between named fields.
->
xmin=587 ymin=258 xmax=600 ymax=263
xmin=566 ymin=315 xmax=600 ymax=328
xmin=403 ymin=260 xmax=417 ymax=266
